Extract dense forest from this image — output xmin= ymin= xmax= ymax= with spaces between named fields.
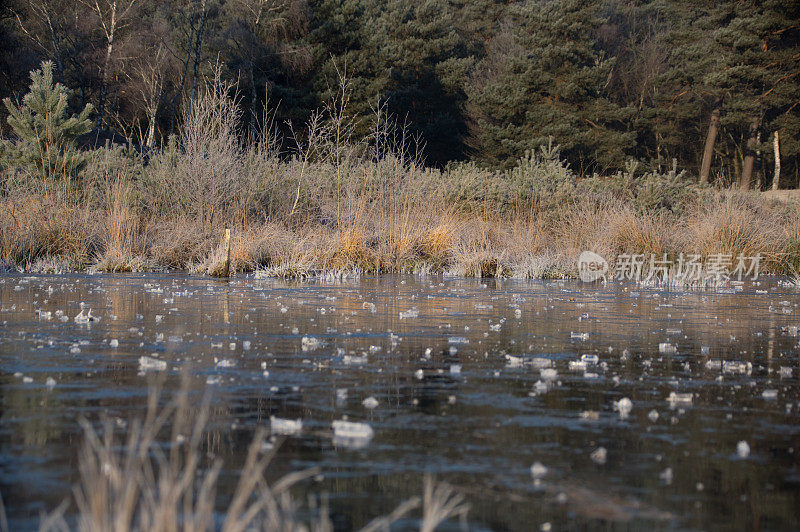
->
xmin=0 ymin=0 xmax=798 ymax=184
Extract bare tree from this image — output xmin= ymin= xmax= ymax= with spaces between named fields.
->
xmin=81 ymin=0 xmax=139 ymax=129
xmin=131 ymin=45 xmax=167 ymax=148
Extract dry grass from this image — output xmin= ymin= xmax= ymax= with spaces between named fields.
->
xmin=2 ymin=71 xmax=798 ymax=279
xmin=0 ymin=196 xmax=95 ymax=268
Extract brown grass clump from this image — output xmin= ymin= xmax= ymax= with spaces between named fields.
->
xmin=604 ymin=208 xmax=673 ymax=259
xmin=329 ymin=227 xmax=375 ymax=270
xmin=414 ymin=222 xmax=456 ymax=268
xmin=686 ymin=193 xmax=781 ymax=265
xmin=0 ymin=196 xmax=94 ymax=267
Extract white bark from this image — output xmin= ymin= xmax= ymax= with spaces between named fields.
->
xmin=772 ymin=130 xmax=781 ymax=191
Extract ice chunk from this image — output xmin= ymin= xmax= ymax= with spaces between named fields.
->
xmin=530 ymin=461 xmax=548 ymax=480
xmin=271 ymin=416 xmax=302 ymax=436
xmin=332 ymin=420 xmax=374 ymax=449
xmin=138 ymin=356 xmax=167 ymax=371
xmin=762 ymin=389 xmax=778 ymax=400
xmin=540 ymin=368 xmax=558 ymax=381
xmin=362 ymin=397 xmax=379 ymax=409
xmin=580 ymin=354 xmax=599 ymax=364
xmin=658 ymin=343 xmax=677 ymax=355
xmin=569 ymin=360 xmax=587 ymax=372
xmin=590 ymin=447 xmax=607 ymax=465
xmin=614 ymin=397 xmax=633 ymax=418
xmin=667 ymin=392 xmax=693 ymax=406
xmin=736 ymin=440 xmax=750 ymax=458
xmin=301 ymin=336 xmax=322 ymax=351
xmin=399 ymin=307 xmax=419 ymax=319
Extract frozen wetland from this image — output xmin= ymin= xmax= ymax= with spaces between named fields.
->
xmin=1 ymin=273 xmax=799 ymax=530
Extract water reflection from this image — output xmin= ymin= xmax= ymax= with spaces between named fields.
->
xmin=0 ymin=273 xmax=798 ymax=530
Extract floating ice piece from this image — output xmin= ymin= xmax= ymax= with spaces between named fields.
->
xmin=531 ymin=358 xmax=552 ymax=369
xmin=139 ymin=356 xmax=167 ymax=371
xmin=614 ymin=397 xmax=633 ymax=418
xmin=580 ymin=354 xmax=599 ymax=364
xmin=109 ymin=339 xmax=119 ymax=348
xmin=667 ymin=392 xmax=693 ymax=406
xmin=540 ymin=368 xmax=558 ymax=381
xmin=658 ymin=343 xmax=677 ymax=355
xmin=36 ymin=310 xmax=52 ymax=320
xmin=332 ymin=420 xmax=374 ymax=449
xmin=532 ymin=380 xmax=549 ymax=394
xmin=787 ymin=325 xmax=800 ymax=337
xmin=362 ymin=302 xmax=377 ymax=313
xmin=415 ymin=369 xmax=424 ymax=380
xmin=762 ymin=389 xmax=778 ymax=400
xmin=705 ymin=360 xmax=722 ymax=370
xmin=242 ymin=341 xmax=251 ymax=350
xmin=580 ymin=410 xmax=599 ymax=421
xmin=74 ymin=308 xmax=100 ymax=324
xmin=22 ymin=376 xmax=33 ymax=384
xmin=215 ymin=358 xmax=236 ymax=368
xmin=570 ymin=332 xmax=589 ymax=341
xmin=515 ymin=309 xmax=522 ymax=319
xmin=569 ymin=360 xmax=587 ymax=372
xmin=779 ymin=366 xmax=792 ymax=378
xmin=343 ymin=355 xmax=367 ymax=365
xmin=271 ymin=416 xmax=302 ymax=436
xmin=301 ymin=336 xmax=322 ymax=351
xmin=490 ymin=323 xmax=502 ymax=332
xmin=530 ymin=462 xmax=548 ymax=480
xmin=659 ymin=467 xmax=673 ymax=485
xmin=590 ymin=447 xmax=607 ymax=465
xmin=450 ymin=364 xmax=462 ymax=374
xmin=506 ymin=354 xmax=525 ymax=367
xmin=362 ymin=397 xmax=379 ymax=409
xmin=723 ymin=361 xmax=752 ymax=375
xmin=368 ymin=345 xmax=381 ymax=354
xmin=45 ymin=377 xmax=56 ymax=389
xmin=448 ymin=336 xmax=469 ymax=345
xmin=648 ymin=409 xmax=659 ymax=423
xmin=399 ymin=307 xmax=419 ymax=319
xmin=736 ymin=440 xmax=750 ymax=458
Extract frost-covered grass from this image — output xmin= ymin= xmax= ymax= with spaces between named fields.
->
xmin=2 ymin=76 xmax=799 ymax=278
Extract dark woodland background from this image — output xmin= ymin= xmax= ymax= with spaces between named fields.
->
xmin=1 ymin=0 xmax=798 ymax=184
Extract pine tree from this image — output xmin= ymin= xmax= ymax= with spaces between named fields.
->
xmin=1 ymin=61 xmax=93 ymax=192
xmin=464 ymin=0 xmax=635 ymax=171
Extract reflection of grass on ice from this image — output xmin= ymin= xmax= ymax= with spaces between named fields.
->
xmin=35 ymin=377 xmax=469 ymax=531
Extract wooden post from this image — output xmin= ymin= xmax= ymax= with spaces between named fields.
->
xmin=222 ymin=228 xmax=231 ymax=277
xmin=772 ymin=130 xmax=781 ymax=191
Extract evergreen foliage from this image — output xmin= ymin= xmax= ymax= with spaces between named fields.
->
xmin=1 ymin=61 xmax=93 ymax=192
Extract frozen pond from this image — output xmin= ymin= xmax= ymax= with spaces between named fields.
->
xmin=1 ymin=273 xmax=799 ymax=530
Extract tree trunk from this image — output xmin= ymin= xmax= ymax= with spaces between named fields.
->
xmin=740 ymin=117 xmax=760 ymax=190
xmin=772 ymin=130 xmax=781 ymax=191
xmin=96 ymin=1 xmax=117 ymax=130
xmin=699 ymin=106 xmax=720 ymax=184
xmin=188 ymin=0 xmax=207 ymax=118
